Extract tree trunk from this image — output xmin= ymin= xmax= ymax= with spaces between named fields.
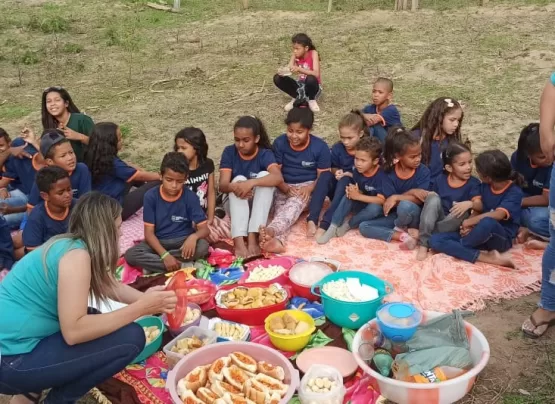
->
xmin=328 ymin=0 xmax=333 ymax=13
xmin=402 ymin=0 xmax=408 ymax=9
xmin=412 ymin=0 xmax=419 ymax=11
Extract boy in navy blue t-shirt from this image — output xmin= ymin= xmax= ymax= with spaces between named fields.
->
xmin=0 ymin=216 xmax=15 ymax=271
xmin=22 ymin=166 xmax=74 ymax=251
xmin=362 ymin=78 xmax=402 ymax=142
xmin=125 ymin=152 xmax=209 ymax=273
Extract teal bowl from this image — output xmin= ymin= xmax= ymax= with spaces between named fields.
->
xmin=133 ymin=316 xmax=164 ymax=364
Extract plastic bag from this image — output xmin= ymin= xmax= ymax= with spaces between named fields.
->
xmin=299 ymin=365 xmax=345 ymax=404
xmin=165 ymin=271 xmax=188 ymax=329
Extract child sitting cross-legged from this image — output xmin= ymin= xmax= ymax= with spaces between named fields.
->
xmin=362 ymin=78 xmax=402 ymax=143
xmin=429 ymin=150 xmax=523 ymax=268
xmin=125 ymin=152 xmax=209 ymax=273
xmin=22 ymin=166 xmax=75 ymax=252
xmin=317 ymin=136 xmax=385 ymax=243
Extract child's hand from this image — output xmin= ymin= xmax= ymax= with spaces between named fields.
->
xmin=295 ymin=185 xmax=312 ymax=202
xmin=383 ymin=196 xmax=398 ymax=216
xmin=0 ymin=203 xmax=11 ymax=215
xmin=459 ymin=226 xmax=472 ymax=237
xmin=346 ymin=184 xmax=362 ymax=201
xmin=61 ymin=126 xmax=84 ymax=142
xmin=0 ymin=188 xmax=10 ymax=199
xmin=290 ymin=65 xmax=300 ymax=73
xmin=163 ymin=254 xmax=181 ymax=272
xmin=21 ymin=126 xmax=36 ymax=142
xmin=412 ymin=189 xmax=429 ymax=203
xmin=450 ymin=201 xmax=473 ymax=218
xmin=232 ymin=181 xmax=254 ymax=199
xmin=181 ymin=235 xmax=198 ymax=260
xmin=363 ymin=113 xmax=379 ymax=126
xmin=335 ymin=169 xmax=344 ymax=180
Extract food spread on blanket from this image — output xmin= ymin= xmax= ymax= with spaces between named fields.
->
xmin=289 ymin=262 xmax=332 ymax=287
xmin=170 ymin=335 xmax=206 ymax=355
xmin=176 ymin=351 xmax=288 ymax=404
xmin=143 ymin=326 xmax=161 ymax=344
xmin=217 ymin=284 xmax=287 ymax=309
xmin=213 ymin=321 xmax=249 ymax=340
xmin=305 ymin=377 xmax=337 ymax=394
xmin=268 ymin=312 xmax=311 ymax=335
xmin=322 ymin=278 xmax=379 ymax=302
xmin=246 ymin=265 xmax=286 ymax=283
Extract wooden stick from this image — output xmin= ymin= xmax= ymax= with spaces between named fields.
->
xmin=146 ymin=2 xmax=172 ymax=11
xmin=328 ymin=0 xmax=333 ymax=13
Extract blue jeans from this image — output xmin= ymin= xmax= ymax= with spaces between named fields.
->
xmin=429 ymin=217 xmax=512 ymax=263
xmin=308 ymin=172 xmax=352 ymax=228
xmin=539 ymin=170 xmax=555 ymax=311
xmin=521 ymin=206 xmax=550 ymax=240
xmin=359 ymin=200 xmax=421 ymax=241
xmin=1 ymin=189 xmax=27 ymax=229
xmin=369 ymin=125 xmax=388 ymax=143
xmin=0 ymin=313 xmax=145 ymax=403
xmin=331 ymin=196 xmax=383 ymax=228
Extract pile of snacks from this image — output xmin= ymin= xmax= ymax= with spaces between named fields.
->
xmin=322 ymin=278 xmax=378 ymax=302
xmin=305 ymin=377 xmax=337 ymax=394
xmin=180 ymin=306 xmax=201 ymax=325
xmin=268 ymin=312 xmax=311 ymax=335
xmin=245 ymin=265 xmax=286 ymax=283
xmin=217 ymin=285 xmax=287 ymax=310
xmin=143 ymin=326 xmax=160 ymax=344
xmin=177 ymin=351 xmax=289 ymax=404
xmin=213 ymin=321 xmax=249 ymax=341
xmin=170 ymin=335 xmax=205 ymax=355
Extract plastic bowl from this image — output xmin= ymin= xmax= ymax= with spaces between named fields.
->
xmin=239 ymin=257 xmax=295 ymax=286
xmin=376 ymin=302 xmax=422 ymax=342
xmin=162 ymin=303 xmax=202 ymax=337
xmin=265 ymin=310 xmax=316 ymax=352
xmin=162 ymin=326 xmax=218 ymax=369
xmin=166 ymin=341 xmax=300 ymax=404
xmin=288 ymin=261 xmax=333 ymax=301
xmin=133 ymin=316 xmax=164 ymax=364
xmin=184 ymin=279 xmax=216 ymax=305
xmin=352 ymin=311 xmax=490 ymax=404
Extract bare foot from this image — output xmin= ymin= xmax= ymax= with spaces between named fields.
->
xmin=407 ymin=228 xmax=419 ymax=239
xmin=247 ymin=233 xmax=261 ymax=257
xmin=258 ymin=225 xmax=270 ymax=247
xmin=307 ymin=221 xmax=317 ymax=238
xmin=524 ymin=239 xmax=548 ymax=250
xmin=233 ymin=237 xmax=249 ymax=258
xmin=315 ymin=227 xmax=326 ymax=240
xmin=262 ymin=237 xmax=286 ymax=253
xmin=416 ymin=246 xmax=428 ymax=261
xmin=398 ymin=233 xmax=417 ymax=250
xmin=516 ymin=227 xmax=529 ymax=244
xmin=478 ymin=250 xmax=517 ymax=269
xmin=10 ymin=395 xmax=37 ymax=404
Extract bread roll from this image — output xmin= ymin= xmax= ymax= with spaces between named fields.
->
xmin=229 ymin=352 xmax=257 ymax=373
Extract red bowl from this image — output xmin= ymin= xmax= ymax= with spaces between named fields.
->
xmin=185 ymin=279 xmax=216 ymax=305
xmin=238 ymin=257 xmax=295 ymax=287
xmin=215 ymin=282 xmax=290 ymax=326
xmin=289 ymin=277 xmax=319 ymax=301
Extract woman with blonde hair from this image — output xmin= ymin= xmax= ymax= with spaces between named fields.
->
xmin=0 ymin=192 xmax=177 ymax=403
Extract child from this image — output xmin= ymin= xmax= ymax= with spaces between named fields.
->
xmin=310 ymin=111 xmax=368 ymax=238
xmin=358 ymin=127 xmax=430 ymax=247
xmin=124 ymin=152 xmax=209 ymax=273
xmin=0 ymin=216 xmax=15 ymax=272
xmin=362 ymin=78 xmax=402 ymax=142
xmin=85 ymin=122 xmax=159 ymax=221
xmin=26 ymin=129 xmax=91 ymax=209
xmin=273 ymin=33 xmax=321 ymax=112
xmin=429 ymin=150 xmax=523 ymax=268
xmin=22 ymin=166 xmax=74 ymax=251
xmin=41 ymin=86 xmax=94 ymax=162
xmin=317 ymin=136 xmax=385 ymax=244
xmin=414 ymin=142 xmax=482 ymax=261
xmin=0 ymin=129 xmax=31 ymax=229
xmin=511 ymin=123 xmax=552 ymax=247
xmin=412 ymin=97 xmax=464 ymax=183
xmin=219 ymin=116 xmax=283 ymax=257
xmin=260 ymin=102 xmax=331 ymax=253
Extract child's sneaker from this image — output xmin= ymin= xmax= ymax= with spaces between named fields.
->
xmin=308 ymin=99 xmax=320 ymax=112
xmin=284 ymin=99 xmax=296 ymax=111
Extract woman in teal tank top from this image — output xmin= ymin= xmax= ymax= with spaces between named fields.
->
xmin=0 ymin=192 xmax=177 ymax=403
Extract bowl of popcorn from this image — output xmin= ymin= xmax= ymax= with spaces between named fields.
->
xmin=133 ymin=316 xmax=164 ymax=363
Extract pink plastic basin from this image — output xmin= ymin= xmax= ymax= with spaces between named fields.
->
xmin=166 ymin=341 xmax=300 ymax=404
xmin=352 ymin=311 xmax=490 ymax=404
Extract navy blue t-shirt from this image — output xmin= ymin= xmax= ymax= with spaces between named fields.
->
xmin=273 ymin=134 xmax=331 ymax=184
xmin=353 ymin=166 xmax=386 ymax=198
xmin=2 ymin=137 xmax=40 ymax=195
xmin=362 ymin=104 xmax=402 ymax=130
xmin=23 ymin=200 xmax=75 ymax=249
xmin=432 ymin=173 xmax=481 ymax=215
xmin=27 ymin=162 xmax=91 ymax=208
xmin=480 ymin=182 xmax=523 ymax=239
xmin=412 ymin=129 xmax=449 ymax=183
xmin=510 ymin=152 xmax=552 ymax=197
xmin=382 ymin=164 xmax=431 ymax=198
xmin=144 ymin=186 xmax=207 ymax=240
xmin=220 ymin=146 xmax=277 ymax=180
xmin=331 ymin=142 xmax=355 ymax=172
xmin=92 ymin=157 xmax=138 ymax=204
xmin=0 ymin=216 xmax=14 ymax=270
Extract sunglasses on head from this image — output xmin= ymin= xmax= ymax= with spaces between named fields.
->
xmin=43 ymin=86 xmax=64 ymax=93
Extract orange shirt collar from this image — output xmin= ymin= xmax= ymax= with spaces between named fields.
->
xmin=362 ymin=165 xmax=379 ymax=178
xmin=290 ymin=136 xmax=311 ymax=152
xmin=447 ymin=175 xmax=468 ymax=189
xmin=238 ymin=147 xmax=259 ymax=161
xmin=395 ymin=165 xmax=415 ymax=180
xmin=45 ymin=202 xmax=70 ymax=221
xmin=490 ymin=181 xmax=512 ymax=195
xmin=159 ymin=186 xmax=183 ymax=202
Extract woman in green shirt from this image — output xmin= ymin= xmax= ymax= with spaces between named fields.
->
xmin=0 ymin=192 xmax=177 ymax=403
xmin=41 ymin=87 xmax=94 ymax=162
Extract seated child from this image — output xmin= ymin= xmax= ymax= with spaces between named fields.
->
xmin=260 ymin=102 xmax=331 ymax=253
xmin=273 ymin=33 xmax=321 ymax=112
xmin=0 ymin=216 xmax=15 ymax=271
xmin=22 ymin=166 xmax=75 ymax=251
xmin=413 ymin=142 xmax=482 ymax=261
xmin=358 ymin=127 xmax=430 ymax=247
xmin=124 ymin=152 xmax=209 ymax=273
xmin=317 ymin=136 xmax=385 ymax=244
xmin=511 ymin=123 xmax=552 ymax=248
xmin=219 ymin=116 xmax=282 ymax=258
xmin=411 ymin=97 xmax=464 ymax=184
xmin=310 ymin=110 xmax=368 ymax=238
xmin=362 ymin=78 xmax=402 ymax=143
xmin=27 ymin=129 xmax=91 ymax=209
xmin=85 ymin=122 xmax=159 ymax=221
xmin=0 ymin=129 xmax=31 ymax=229
xmin=429 ymin=150 xmax=523 ymax=268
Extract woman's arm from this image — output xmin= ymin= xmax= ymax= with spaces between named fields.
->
xmin=109 ymin=283 xmax=144 ymax=304
xmin=133 ymin=171 xmax=160 ymax=182
xmin=539 ymin=77 xmax=555 ymax=161
xmin=522 ymin=193 xmax=549 ymax=208
xmin=207 ymin=173 xmax=216 ymax=224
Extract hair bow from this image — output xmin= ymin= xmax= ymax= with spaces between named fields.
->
xmin=444 ymin=98 xmax=455 ymax=108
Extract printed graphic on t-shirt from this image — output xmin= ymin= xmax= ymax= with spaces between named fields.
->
xmin=171 ymin=215 xmax=187 ymax=223
xmin=194 ymin=180 xmax=209 ymax=209
xmin=302 ymin=161 xmax=315 ymax=168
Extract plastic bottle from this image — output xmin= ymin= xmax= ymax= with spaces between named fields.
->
xmin=393 ymin=362 xmax=467 ymax=383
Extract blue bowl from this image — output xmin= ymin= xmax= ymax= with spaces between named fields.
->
xmin=376 ymin=302 xmax=422 ymax=342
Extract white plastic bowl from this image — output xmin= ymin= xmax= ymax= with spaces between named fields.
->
xmin=352 ymin=311 xmax=490 ymax=404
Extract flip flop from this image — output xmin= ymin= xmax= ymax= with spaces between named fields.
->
xmin=522 ymin=314 xmax=555 ymax=339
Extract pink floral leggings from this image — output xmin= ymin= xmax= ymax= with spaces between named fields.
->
xmin=267 ymin=181 xmax=314 ymax=244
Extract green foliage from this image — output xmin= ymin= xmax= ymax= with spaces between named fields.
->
xmin=63 ymin=43 xmax=84 ymax=54
xmin=27 ymin=14 xmax=70 ymax=34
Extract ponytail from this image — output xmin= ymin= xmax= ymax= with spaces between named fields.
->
xmin=338 ymin=109 xmax=369 ymax=137
xmin=383 ymin=126 xmax=419 ymax=172
xmin=509 ymin=169 xmax=525 ymax=187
